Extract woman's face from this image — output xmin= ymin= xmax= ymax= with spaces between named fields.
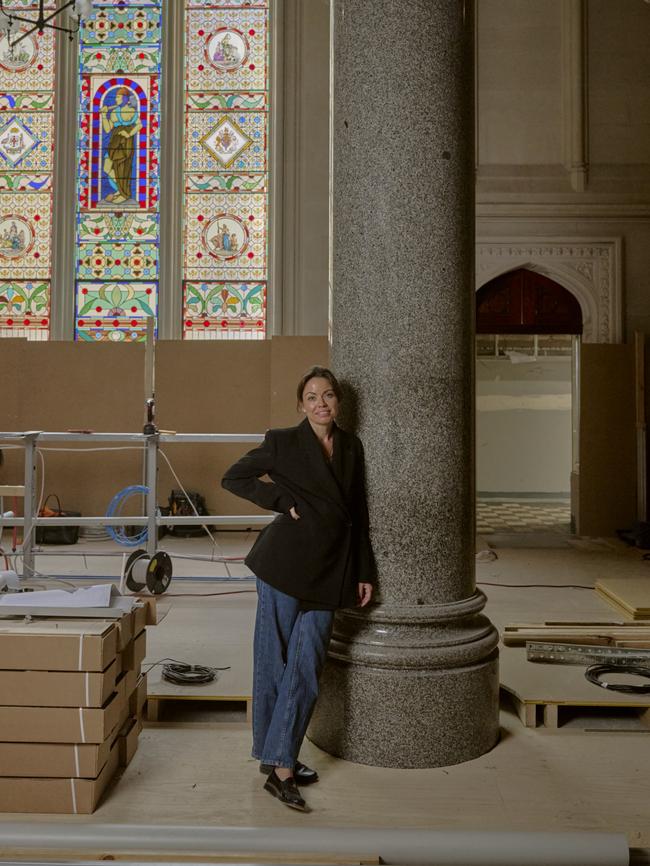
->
xmin=300 ymin=377 xmax=339 ymax=428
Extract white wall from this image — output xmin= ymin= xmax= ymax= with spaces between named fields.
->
xmin=589 ymin=0 xmax=650 ymax=167
xmin=475 ymin=0 xmax=650 ymax=341
xmin=477 ymin=0 xmax=563 ymax=166
xmin=476 ymin=357 xmax=572 ymax=494
xmin=276 ymin=0 xmax=330 ymax=336
xmin=287 ymin=1 xmax=650 ymax=339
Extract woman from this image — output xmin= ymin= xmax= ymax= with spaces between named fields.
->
xmin=222 ymin=366 xmax=375 ymax=812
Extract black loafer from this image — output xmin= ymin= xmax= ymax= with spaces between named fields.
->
xmin=263 ymin=769 xmax=310 ymax=812
xmin=259 ymin=760 xmax=319 ymax=785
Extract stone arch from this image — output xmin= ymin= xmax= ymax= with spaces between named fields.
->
xmin=475 ymin=239 xmax=623 ymax=343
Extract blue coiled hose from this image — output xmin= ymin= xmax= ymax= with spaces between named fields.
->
xmin=106 ymin=485 xmax=149 ymax=546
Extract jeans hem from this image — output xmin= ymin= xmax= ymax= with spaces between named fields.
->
xmin=258 ymin=758 xmax=293 ymax=767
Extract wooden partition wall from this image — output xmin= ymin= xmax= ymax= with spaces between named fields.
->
xmin=0 ymin=336 xmax=639 ymax=537
xmin=577 ymin=343 xmax=637 ymax=537
xmin=0 ymin=337 xmax=328 ymax=519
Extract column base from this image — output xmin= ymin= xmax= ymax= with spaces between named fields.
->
xmin=307 ymin=592 xmax=500 ymax=768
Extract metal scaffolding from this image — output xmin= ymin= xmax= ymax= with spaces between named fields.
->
xmin=0 ymin=430 xmax=272 ymax=578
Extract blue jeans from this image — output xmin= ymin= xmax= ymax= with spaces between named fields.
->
xmin=252 ymin=577 xmax=334 ymax=768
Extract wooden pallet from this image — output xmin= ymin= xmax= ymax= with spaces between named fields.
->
xmin=143 ymin=592 xmax=255 ymax=724
xmin=502 ymin=685 xmax=650 ymax=729
xmin=145 ymin=693 xmax=252 ymax=723
xmin=499 ymin=640 xmax=650 ymax=729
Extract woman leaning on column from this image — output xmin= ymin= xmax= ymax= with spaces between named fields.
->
xmin=221 ymin=365 xmax=375 ymax=812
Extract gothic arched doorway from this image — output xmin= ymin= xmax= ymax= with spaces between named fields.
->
xmin=475 ymin=269 xmax=582 ymax=537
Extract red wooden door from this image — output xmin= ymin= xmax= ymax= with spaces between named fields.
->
xmin=476 ymin=269 xmax=582 ymax=334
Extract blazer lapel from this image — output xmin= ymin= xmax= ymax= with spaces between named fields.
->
xmin=298 ymin=418 xmax=349 ymax=517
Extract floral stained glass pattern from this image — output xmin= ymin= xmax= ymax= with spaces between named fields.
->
xmin=0 ymin=8 xmax=55 ymax=340
xmin=75 ymin=1 xmax=162 ymax=342
xmin=183 ymin=1 xmax=270 ymax=340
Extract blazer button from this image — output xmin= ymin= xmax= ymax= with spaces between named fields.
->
xmin=347 ymin=521 xmax=353 ymax=527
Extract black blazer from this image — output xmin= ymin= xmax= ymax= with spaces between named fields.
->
xmin=221 ymin=418 xmax=376 ymax=608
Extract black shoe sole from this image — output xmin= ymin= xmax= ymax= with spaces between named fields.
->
xmin=263 ymin=780 xmax=310 ymax=812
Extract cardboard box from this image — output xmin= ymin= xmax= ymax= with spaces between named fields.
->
xmin=111 ymin=611 xmax=134 ymax=652
xmin=0 ymin=724 xmax=120 ymax=778
xmin=134 ymin=596 xmax=157 ymax=626
xmin=0 ymin=659 xmax=118 ymax=708
xmin=0 ymin=740 xmax=120 ymax=814
xmin=129 ymin=672 xmax=147 ymax=719
xmin=76 ymin=611 xmax=133 ymax=652
xmin=133 ymin=600 xmax=150 ymax=633
xmin=117 ymin=716 xmax=141 ymax=768
xmin=119 ymin=629 xmax=146 ymax=673
xmin=0 ymin=620 xmax=117 ymax=672
xmin=0 ymin=679 xmax=126 ymax=743
xmin=116 ymin=678 xmax=130 ymax=731
xmin=124 ymin=666 xmax=139 ymax=699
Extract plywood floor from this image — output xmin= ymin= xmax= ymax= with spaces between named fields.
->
xmin=0 ymin=533 xmax=649 ymax=853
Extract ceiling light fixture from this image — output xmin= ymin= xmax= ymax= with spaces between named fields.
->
xmin=0 ymin=0 xmax=96 ymax=51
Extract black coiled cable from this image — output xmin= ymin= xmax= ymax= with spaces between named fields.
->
xmin=143 ymin=657 xmax=230 ymax=685
xmin=162 ymin=662 xmax=219 ymax=685
xmin=585 ymin=664 xmax=650 ymax=694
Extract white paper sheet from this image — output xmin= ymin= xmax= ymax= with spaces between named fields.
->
xmin=0 ymin=583 xmax=120 ymax=608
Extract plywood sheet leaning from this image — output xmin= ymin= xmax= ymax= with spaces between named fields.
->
xmin=595 ymin=577 xmax=650 ymax=620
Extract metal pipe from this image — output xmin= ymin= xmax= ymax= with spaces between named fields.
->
xmin=0 ymin=824 xmax=629 ymax=866
xmin=0 ymin=432 xmax=265 ymax=444
xmin=21 ymin=434 xmax=36 ymax=577
xmin=0 ymin=515 xmax=273 ymax=526
xmin=145 ymin=435 xmax=158 ymax=558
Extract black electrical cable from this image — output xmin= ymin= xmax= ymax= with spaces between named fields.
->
xmin=584 ymin=663 xmax=650 ymax=694
xmin=478 ymin=581 xmax=593 ymax=589
xmin=143 ymin=656 xmax=230 ymax=686
xmin=162 ymin=663 xmax=217 ymax=685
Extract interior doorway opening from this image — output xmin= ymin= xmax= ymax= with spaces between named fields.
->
xmin=475 ymin=268 xmax=583 ymax=537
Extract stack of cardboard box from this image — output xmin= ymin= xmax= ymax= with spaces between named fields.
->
xmin=0 ymin=598 xmax=154 ymax=813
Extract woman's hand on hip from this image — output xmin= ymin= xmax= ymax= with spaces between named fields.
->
xmin=289 ymin=505 xmax=300 ymax=520
xmin=357 ymin=582 xmax=373 ymax=607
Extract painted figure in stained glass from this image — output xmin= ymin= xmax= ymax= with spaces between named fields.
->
xmin=208 ymin=29 xmax=248 ymax=71
xmin=0 ymin=32 xmax=37 ymax=73
xmin=0 ymin=216 xmax=33 ymax=258
xmin=101 ymin=86 xmax=140 ymax=204
xmin=203 ymin=214 xmax=248 ymax=260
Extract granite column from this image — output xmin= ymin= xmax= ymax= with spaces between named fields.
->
xmin=308 ymin=0 xmax=500 ymax=768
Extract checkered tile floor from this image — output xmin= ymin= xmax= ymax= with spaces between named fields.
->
xmin=477 ymin=500 xmax=571 ymax=535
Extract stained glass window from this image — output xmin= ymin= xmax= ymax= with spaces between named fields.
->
xmin=0 ymin=3 xmax=55 ymax=341
xmin=183 ymin=0 xmax=269 ymax=340
xmin=75 ymin=0 xmax=162 ymax=342
xmin=0 ymin=0 xmax=272 ymax=343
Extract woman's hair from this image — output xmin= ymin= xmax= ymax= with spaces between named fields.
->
xmin=296 ymin=365 xmax=342 ymax=408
